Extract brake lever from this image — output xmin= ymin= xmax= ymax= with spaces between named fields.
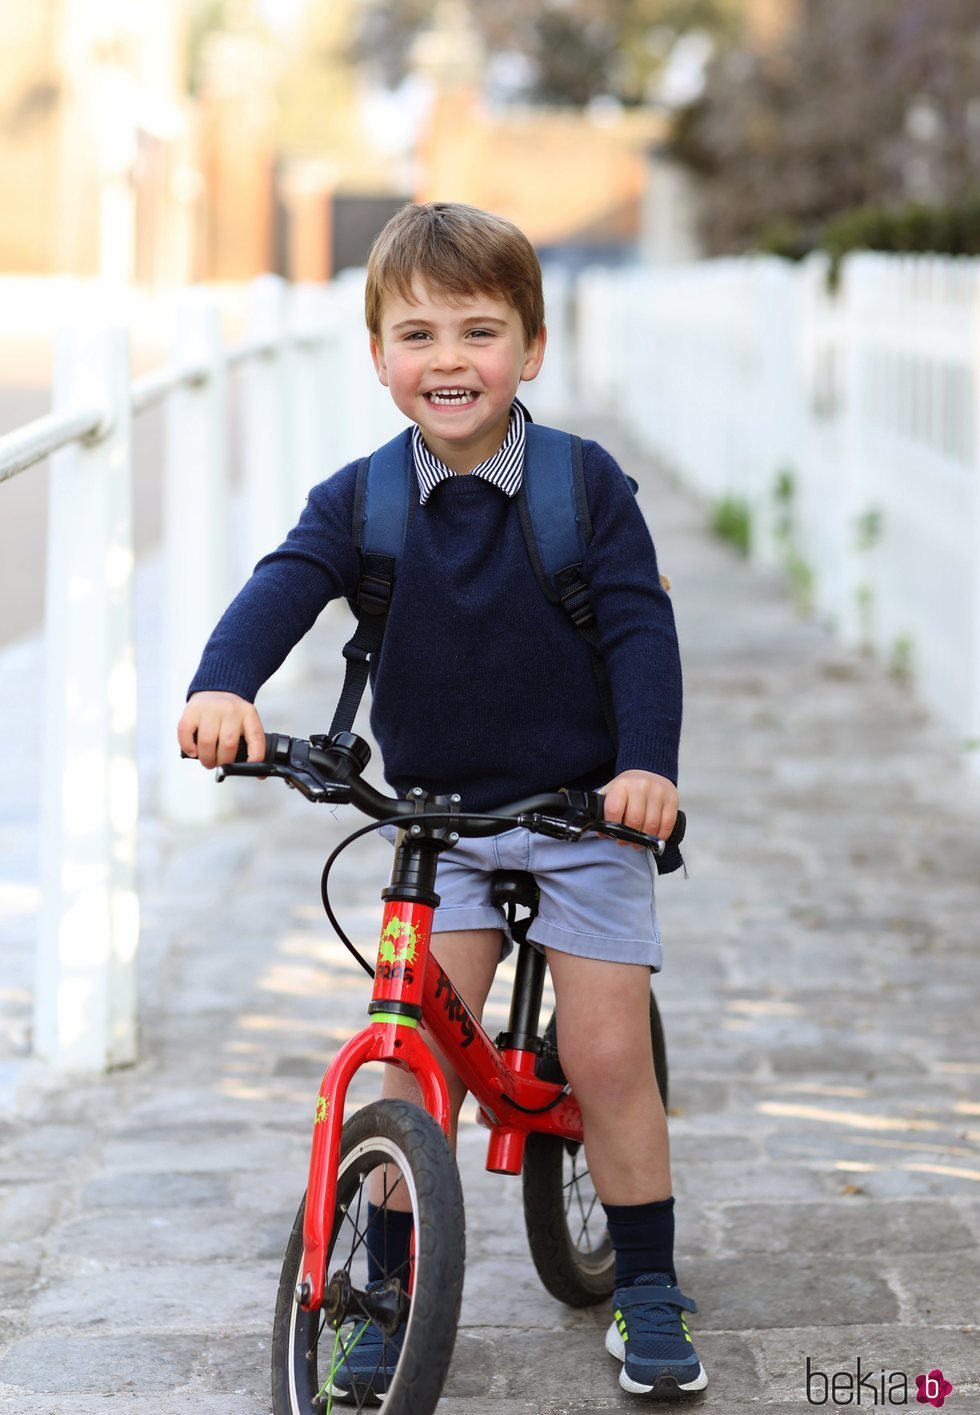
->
xmin=596 ymin=820 xmax=666 ymax=855
xmin=215 ymin=761 xmax=351 ymax=804
xmin=214 ymin=762 xmax=268 ymax=781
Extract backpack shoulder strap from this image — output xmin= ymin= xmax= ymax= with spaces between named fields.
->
xmin=518 ymin=424 xmax=590 ymax=604
xmin=329 ymin=429 xmax=414 ymax=736
xmin=354 ymin=427 xmax=415 ymax=558
xmin=519 ymin=423 xmax=600 ymax=635
xmin=519 ymin=423 xmax=623 ymax=741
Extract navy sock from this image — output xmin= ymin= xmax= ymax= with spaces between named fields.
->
xmin=601 ymin=1196 xmax=676 ymax=1288
xmin=365 ymin=1201 xmax=414 ymax=1285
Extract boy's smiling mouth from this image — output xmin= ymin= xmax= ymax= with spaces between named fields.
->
xmin=425 ymin=387 xmax=479 ymax=406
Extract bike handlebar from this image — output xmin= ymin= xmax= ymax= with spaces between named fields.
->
xmin=184 ymin=731 xmax=684 ymax=856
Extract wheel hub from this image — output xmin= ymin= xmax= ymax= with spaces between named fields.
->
xmin=324 ymin=1269 xmax=408 ymax=1336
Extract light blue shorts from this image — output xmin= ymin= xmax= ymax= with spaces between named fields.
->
xmin=382 ymin=826 xmax=662 ymax=970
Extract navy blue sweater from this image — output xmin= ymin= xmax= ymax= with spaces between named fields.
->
xmin=188 ymin=434 xmax=682 ymax=814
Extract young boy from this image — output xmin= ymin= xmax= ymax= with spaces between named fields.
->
xmin=178 ymin=201 xmax=706 ymax=1399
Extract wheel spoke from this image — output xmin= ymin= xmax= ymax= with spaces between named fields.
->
xmin=572 ymin=1193 xmax=601 ymax=1249
xmin=339 ymin=1178 xmax=369 ymax=1278
xmin=557 ymin=1152 xmax=605 ymax=1253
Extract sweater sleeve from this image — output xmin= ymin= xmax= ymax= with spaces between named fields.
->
xmin=579 ymin=440 xmax=683 ymax=784
xmin=187 ymin=461 xmax=362 ymax=702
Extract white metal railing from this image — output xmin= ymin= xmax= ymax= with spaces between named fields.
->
xmin=0 ymin=274 xmax=402 ymax=1074
xmin=576 ymin=251 xmax=980 ymax=760
xmin=0 ymin=406 xmax=108 ymax=484
xmin=0 ymin=268 xmax=574 ymax=1075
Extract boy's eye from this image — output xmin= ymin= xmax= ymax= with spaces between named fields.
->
xmin=467 ymin=328 xmax=495 ymax=339
xmin=404 ymin=330 xmax=431 ymax=341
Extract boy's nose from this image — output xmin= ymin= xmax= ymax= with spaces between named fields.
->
xmin=431 ymin=339 xmax=466 ymax=371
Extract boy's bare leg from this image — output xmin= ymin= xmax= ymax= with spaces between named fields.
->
xmin=371 ymin=927 xmax=502 ymax=1207
xmin=545 ymin=949 xmax=671 ymax=1204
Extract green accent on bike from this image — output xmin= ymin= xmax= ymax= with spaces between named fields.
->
xmin=371 ymin=1012 xmax=419 ymax=1028
xmin=321 ymin=1321 xmax=369 ymax=1412
xmin=379 ymin=916 xmax=419 ymax=965
xmin=314 ymin=1095 xmax=330 ymax=1125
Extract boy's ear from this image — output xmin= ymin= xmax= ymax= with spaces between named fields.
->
xmin=370 ymin=334 xmax=389 ymax=386
xmin=521 ymin=324 xmax=547 ymax=383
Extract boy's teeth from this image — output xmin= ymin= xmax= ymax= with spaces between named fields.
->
xmin=428 ymin=389 xmax=476 ymax=405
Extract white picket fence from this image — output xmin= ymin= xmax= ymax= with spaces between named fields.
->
xmin=576 ymin=251 xmax=980 ymax=757
xmin=0 ymin=267 xmax=573 ymax=1074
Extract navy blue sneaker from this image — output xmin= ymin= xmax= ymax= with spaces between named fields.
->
xmin=327 ymin=1280 xmax=406 ymax=1404
xmin=605 ymin=1273 xmax=708 ymax=1395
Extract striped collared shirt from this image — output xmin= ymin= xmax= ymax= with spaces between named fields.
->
xmin=412 ymin=401 xmax=526 ymax=506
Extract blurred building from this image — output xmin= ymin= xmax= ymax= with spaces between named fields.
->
xmin=412 ymin=3 xmax=664 ymax=263
xmin=195 ymin=20 xmax=278 ymax=280
xmin=1 ymin=0 xmax=752 ymax=287
xmin=0 ymin=0 xmax=198 ymax=285
xmin=273 ymin=0 xmax=667 ymax=279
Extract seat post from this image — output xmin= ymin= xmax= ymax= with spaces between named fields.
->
xmin=501 ymin=936 xmax=547 ymax=1052
xmin=488 ymin=870 xmax=548 ymax=1053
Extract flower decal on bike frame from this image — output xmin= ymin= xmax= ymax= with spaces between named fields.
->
xmin=379 ymin=917 xmax=419 ymax=966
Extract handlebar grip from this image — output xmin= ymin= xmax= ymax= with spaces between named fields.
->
xmin=180 ymin=734 xmax=273 ymax=764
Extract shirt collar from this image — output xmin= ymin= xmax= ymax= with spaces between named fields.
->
xmin=412 ymin=401 xmax=526 ymax=506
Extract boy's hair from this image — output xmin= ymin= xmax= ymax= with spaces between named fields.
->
xmin=365 ymin=202 xmax=545 ymax=345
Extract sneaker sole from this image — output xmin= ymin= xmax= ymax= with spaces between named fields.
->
xmin=605 ymin=1320 xmax=708 ymax=1395
xmin=327 ymin=1381 xmax=388 ymax=1406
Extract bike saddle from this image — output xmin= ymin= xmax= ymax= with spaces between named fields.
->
xmin=489 ymin=870 xmax=539 ymax=914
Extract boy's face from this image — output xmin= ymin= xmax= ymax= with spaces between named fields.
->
xmin=370 ymin=280 xmax=546 ymax=474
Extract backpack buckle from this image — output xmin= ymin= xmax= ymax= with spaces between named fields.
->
xmin=558 ymin=577 xmax=595 ymax=631
xmin=356 ymin=573 xmax=392 ymax=615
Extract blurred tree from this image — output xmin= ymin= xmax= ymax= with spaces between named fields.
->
xmin=352 ymin=0 xmax=742 ymax=107
xmin=670 ymin=0 xmax=980 ymax=253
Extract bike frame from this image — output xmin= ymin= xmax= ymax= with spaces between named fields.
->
xmin=297 ymin=844 xmax=584 ymax=1312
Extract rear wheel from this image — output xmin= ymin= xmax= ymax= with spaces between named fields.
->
xmin=272 ymin=1100 xmax=465 ymax=1414
xmin=522 ymin=989 xmax=668 ymax=1306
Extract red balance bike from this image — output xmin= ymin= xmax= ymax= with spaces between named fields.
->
xmin=208 ymin=731 xmax=673 ymax=1415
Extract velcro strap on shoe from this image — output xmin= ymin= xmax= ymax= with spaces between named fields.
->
xmin=618 ymin=1285 xmax=698 ymax=1314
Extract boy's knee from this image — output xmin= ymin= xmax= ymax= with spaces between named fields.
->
xmin=557 ymin=1028 xmax=655 ymax=1103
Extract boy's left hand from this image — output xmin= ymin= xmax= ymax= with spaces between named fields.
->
xmin=599 ymin=770 xmax=678 ymax=848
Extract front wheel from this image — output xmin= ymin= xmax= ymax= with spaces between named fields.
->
xmin=272 ymin=1099 xmax=465 ymax=1415
xmin=522 ymin=988 xmax=668 ymax=1307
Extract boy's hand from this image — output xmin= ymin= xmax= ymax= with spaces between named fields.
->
xmin=599 ymin=770 xmax=678 ymax=848
xmin=177 ymin=691 xmax=266 ymax=770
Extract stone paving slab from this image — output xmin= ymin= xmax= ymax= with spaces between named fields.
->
xmin=2 ymin=417 xmax=979 ymax=1411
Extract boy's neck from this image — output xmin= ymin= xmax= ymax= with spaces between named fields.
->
xmin=417 ymin=406 xmax=515 ymax=476
xmin=421 ymin=438 xmax=503 ymax=476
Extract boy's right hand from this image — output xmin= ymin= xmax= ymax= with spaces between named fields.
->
xmin=177 ymin=692 xmax=266 ymax=770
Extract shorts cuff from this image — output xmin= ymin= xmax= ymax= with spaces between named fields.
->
xmin=431 ymin=904 xmax=509 ymax=937
xmin=528 ymin=917 xmax=663 ymax=972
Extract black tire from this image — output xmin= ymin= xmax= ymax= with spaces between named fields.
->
xmin=522 ymin=988 xmax=668 ymax=1307
xmin=271 ymin=1100 xmax=465 ymax=1415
